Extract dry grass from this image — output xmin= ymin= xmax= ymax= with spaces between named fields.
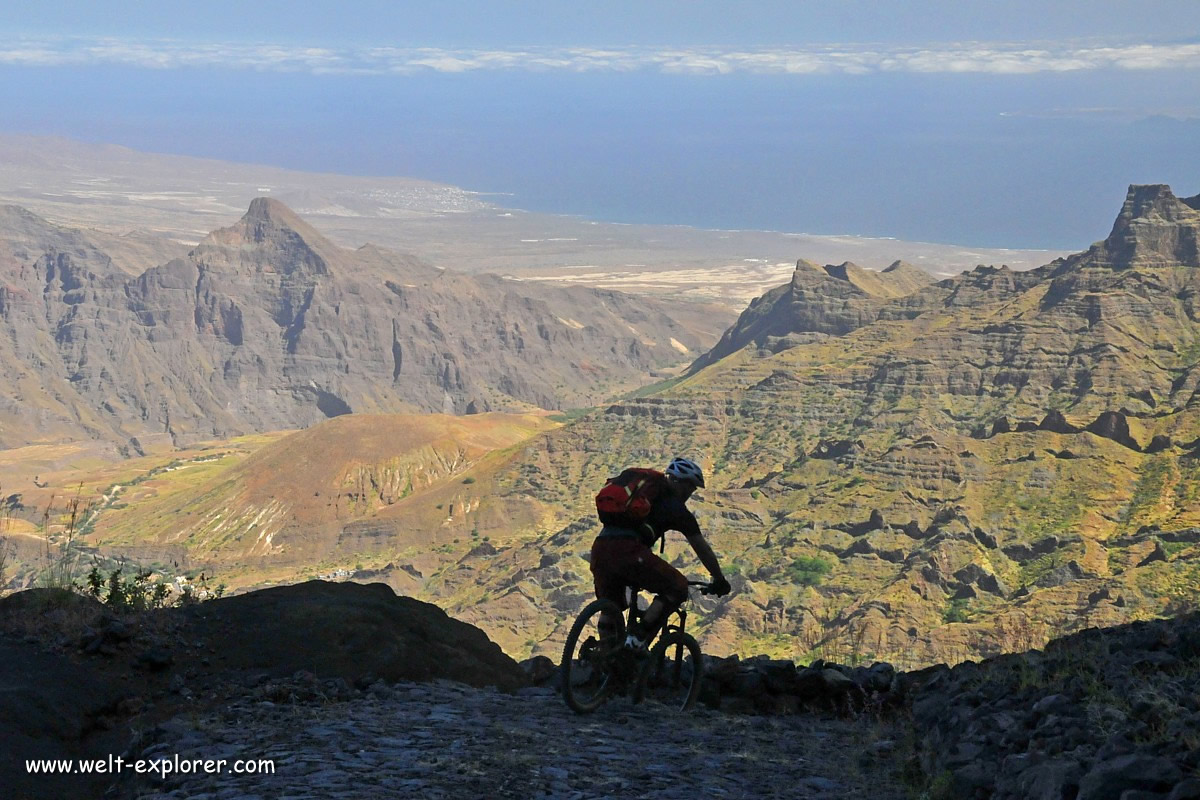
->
xmin=37 ymin=486 xmax=96 ymax=592
xmin=0 ymin=536 xmax=12 ymax=596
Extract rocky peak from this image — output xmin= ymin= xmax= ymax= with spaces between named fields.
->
xmin=690 ymin=259 xmax=887 ymax=370
xmin=1054 ymin=184 xmax=1200 ymax=272
xmin=821 ymin=261 xmax=863 ymax=283
xmin=245 ymin=195 xmax=303 ymax=223
xmin=823 ymin=260 xmax=935 ymax=298
xmin=1 ymin=200 xmax=726 ymax=446
xmin=196 ymin=197 xmax=343 ymax=276
xmin=789 ymin=259 xmax=868 ymax=297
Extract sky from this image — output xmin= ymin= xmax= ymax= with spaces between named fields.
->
xmin=1 ymin=2 xmax=1199 ymax=249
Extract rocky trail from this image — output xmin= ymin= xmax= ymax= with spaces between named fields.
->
xmin=125 ymin=680 xmax=907 ymax=800
xmin=7 ymin=582 xmax=1199 ymax=799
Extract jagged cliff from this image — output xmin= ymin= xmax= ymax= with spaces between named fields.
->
xmin=0 ymin=199 xmax=732 ymax=448
xmin=689 ymin=258 xmax=934 ymax=370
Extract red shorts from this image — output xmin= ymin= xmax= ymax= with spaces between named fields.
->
xmin=590 ymin=535 xmax=689 ymax=609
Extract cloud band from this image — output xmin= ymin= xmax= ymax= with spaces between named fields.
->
xmin=2 ymin=38 xmax=1198 ymax=76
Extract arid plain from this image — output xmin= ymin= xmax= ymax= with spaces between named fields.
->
xmin=0 ymin=134 xmax=1066 ymax=309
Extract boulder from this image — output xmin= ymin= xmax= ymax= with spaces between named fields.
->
xmin=1077 ymin=754 xmax=1181 ymax=800
xmin=810 ymin=439 xmax=864 ymax=459
xmin=520 ymin=655 xmax=557 ymax=685
xmin=175 ymin=580 xmax=528 ymax=691
xmin=1039 ymin=410 xmax=1080 ymax=434
xmin=1145 ymin=434 xmax=1173 ymax=454
xmin=1015 ymin=760 xmax=1084 ymax=800
xmin=760 ymin=659 xmax=799 ymax=694
xmin=1137 ymin=543 xmax=1169 ymax=567
xmin=1168 ymin=779 xmax=1200 ymax=800
xmin=1086 ymin=411 xmax=1141 ymax=451
xmin=819 ymin=668 xmax=859 ymax=695
xmin=973 ymin=527 xmax=999 ymax=549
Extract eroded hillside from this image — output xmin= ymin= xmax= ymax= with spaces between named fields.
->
xmin=7 ymin=185 xmax=1200 ymax=669
xmin=411 ymin=185 xmax=1200 ymax=664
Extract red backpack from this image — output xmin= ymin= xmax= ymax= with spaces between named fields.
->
xmin=595 ymin=468 xmax=666 ymax=529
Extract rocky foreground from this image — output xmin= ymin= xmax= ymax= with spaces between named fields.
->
xmin=122 ymin=679 xmax=903 ymax=800
xmin=3 ymin=581 xmax=1199 ymax=799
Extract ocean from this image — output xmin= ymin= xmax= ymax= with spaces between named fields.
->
xmin=1 ymin=63 xmax=1198 ymax=249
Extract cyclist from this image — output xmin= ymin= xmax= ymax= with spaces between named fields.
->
xmin=589 ymin=457 xmax=732 ymax=652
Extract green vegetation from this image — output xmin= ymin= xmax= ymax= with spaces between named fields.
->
xmin=1121 ymin=456 xmax=1172 ymax=528
xmin=1177 ymin=336 xmax=1200 ymax=366
xmin=943 ymin=599 xmax=971 ymax=624
xmin=1018 ymin=550 xmax=1070 ymax=587
xmin=1162 ymin=540 xmax=1191 ymax=560
xmin=80 ymin=560 xmax=225 ymax=610
xmin=787 ymin=555 xmax=832 ymax=586
xmin=1173 ymin=458 xmax=1200 ymax=510
xmin=981 ymin=464 xmax=1093 ymax=541
xmin=548 ymin=406 xmax=598 ymax=423
xmin=620 ymin=375 xmax=685 ymax=401
xmin=85 ymin=565 xmax=170 ymax=611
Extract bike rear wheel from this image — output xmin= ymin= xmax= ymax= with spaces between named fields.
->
xmin=633 ymin=629 xmax=703 ymax=711
xmin=561 ymin=598 xmax=625 ymax=714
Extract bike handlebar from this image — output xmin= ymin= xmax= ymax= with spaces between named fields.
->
xmin=688 ymin=580 xmax=717 ymax=595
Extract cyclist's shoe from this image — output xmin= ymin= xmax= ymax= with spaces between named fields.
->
xmin=622 ymin=633 xmax=649 ymax=652
xmin=622 ymin=621 xmax=650 ymax=653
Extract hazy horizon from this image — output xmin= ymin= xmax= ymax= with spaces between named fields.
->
xmin=1 ymin=2 xmax=1199 ymax=250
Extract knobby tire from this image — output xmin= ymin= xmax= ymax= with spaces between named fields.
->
xmin=633 ymin=629 xmax=703 ymax=712
xmin=561 ymin=598 xmax=625 ymax=714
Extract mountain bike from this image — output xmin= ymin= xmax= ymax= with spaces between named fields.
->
xmin=560 ymin=580 xmax=711 ymax=714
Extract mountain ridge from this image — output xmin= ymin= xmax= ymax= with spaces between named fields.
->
xmin=0 ymin=200 xmax=733 ymax=449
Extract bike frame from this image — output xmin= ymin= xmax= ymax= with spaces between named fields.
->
xmin=624 ymin=580 xmax=706 ymax=644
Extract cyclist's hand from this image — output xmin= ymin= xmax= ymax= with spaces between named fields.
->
xmin=710 ymin=576 xmax=732 ymax=597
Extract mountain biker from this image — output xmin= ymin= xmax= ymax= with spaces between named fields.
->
xmin=589 ymin=457 xmax=732 ymax=652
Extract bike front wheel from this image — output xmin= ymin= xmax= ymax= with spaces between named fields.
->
xmin=560 ymin=598 xmax=625 ymax=714
xmin=633 ymin=630 xmax=703 ymax=711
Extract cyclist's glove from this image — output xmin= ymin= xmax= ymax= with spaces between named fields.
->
xmin=710 ymin=576 xmax=732 ymax=596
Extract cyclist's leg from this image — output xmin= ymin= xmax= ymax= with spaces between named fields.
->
xmin=622 ymin=549 xmax=688 ymax=642
xmin=589 ymin=537 xmax=631 ymax=645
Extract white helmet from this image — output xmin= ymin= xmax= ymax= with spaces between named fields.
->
xmin=665 ymin=457 xmax=705 ymax=489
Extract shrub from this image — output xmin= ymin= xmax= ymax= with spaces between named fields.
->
xmin=787 ymin=555 xmax=832 ymax=586
xmin=86 ymin=564 xmax=173 ymax=611
xmin=943 ymin=599 xmax=971 ymax=623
